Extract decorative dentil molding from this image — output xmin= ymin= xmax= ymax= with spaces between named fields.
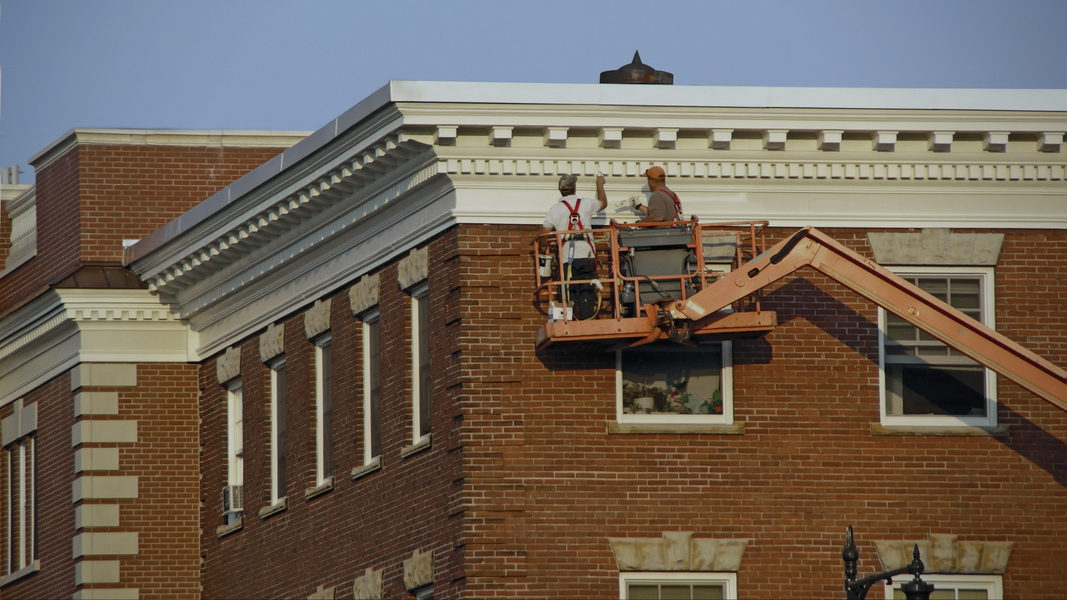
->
xmin=402 ymin=548 xmax=433 ymax=591
xmin=215 ymin=347 xmax=241 ymax=385
xmin=259 ymin=323 xmax=284 ymax=363
xmin=868 ymin=230 xmax=1004 ymax=265
xmin=349 ymin=274 xmax=380 ymax=317
xmin=304 ymin=299 xmax=332 ymax=340
xmin=397 ymin=247 xmax=428 ymax=292
xmin=875 ymin=534 xmax=1012 ymax=574
xmin=352 ymin=567 xmax=384 ymax=600
xmin=609 ymin=532 xmax=750 ymax=572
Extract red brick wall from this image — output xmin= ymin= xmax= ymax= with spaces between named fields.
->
xmin=115 ymin=364 xmax=201 ymax=600
xmin=456 ymin=224 xmax=1067 ymax=598
xmin=200 ymin=232 xmax=466 ymax=599
xmin=197 ymin=223 xmax=1067 ymax=599
xmin=0 ymin=375 xmax=77 ymax=600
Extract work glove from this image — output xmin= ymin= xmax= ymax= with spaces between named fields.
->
xmin=615 ymin=196 xmax=642 ymax=210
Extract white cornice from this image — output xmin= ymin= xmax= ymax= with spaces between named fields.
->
xmin=28 ymin=128 xmax=310 ymax=173
xmin=0 ymin=289 xmax=197 ymax=407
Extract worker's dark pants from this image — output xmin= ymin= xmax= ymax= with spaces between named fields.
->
xmin=566 ymin=258 xmax=597 ymax=320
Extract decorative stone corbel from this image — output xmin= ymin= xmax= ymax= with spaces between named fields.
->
xmin=397 ymin=247 xmax=428 ymax=292
xmin=875 ymin=534 xmax=1012 ymax=574
xmin=216 ymin=347 xmax=241 ymax=385
xmin=352 ymin=567 xmax=383 ymax=599
xmin=304 ymin=299 xmax=332 ymax=340
xmin=609 ymin=532 xmax=750 ymax=572
xmin=259 ymin=323 xmax=285 ymax=363
xmin=403 ymin=548 xmax=433 ymax=591
xmin=867 ymin=229 xmax=1004 ymax=266
xmin=349 ymin=273 xmax=381 ymax=317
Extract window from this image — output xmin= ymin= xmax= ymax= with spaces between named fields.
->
xmin=411 ymin=285 xmax=431 ymax=443
xmin=5 ymin=437 xmax=35 ymax=576
xmin=315 ymin=335 xmax=334 ymax=484
xmin=270 ymin=359 xmax=287 ymax=504
xmin=225 ymin=383 xmax=244 ymax=525
xmin=363 ymin=311 xmax=382 ymax=464
xmin=883 ymin=573 xmax=1002 ymax=599
xmin=880 ymin=268 xmax=997 ymax=427
xmin=618 ymin=342 xmax=733 ymax=425
xmin=620 ymin=572 xmax=736 ymax=600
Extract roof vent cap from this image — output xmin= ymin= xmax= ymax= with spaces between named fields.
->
xmin=600 ymin=51 xmax=673 ymax=85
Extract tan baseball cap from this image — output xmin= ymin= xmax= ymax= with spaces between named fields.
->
xmin=642 ymin=166 xmax=666 ymax=180
xmin=558 ymin=174 xmax=578 ymax=192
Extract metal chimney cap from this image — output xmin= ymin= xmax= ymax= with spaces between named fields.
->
xmin=600 ymin=51 xmax=673 ymax=85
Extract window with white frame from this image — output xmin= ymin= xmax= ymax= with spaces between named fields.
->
xmin=315 ymin=334 xmax=334 ymax=484
xmin=269 ymin=358 xmax=287 ymax=504
xmin=620 ymin=572 xmax=736 ymax=599
xmin=363 ymin=311 xmax=382 ymax=464
xmin=883 ymin=573 xmax=1002 ymax=599
xmin=225 ymin=382 xmax=244 ymax=525
xmin=411 ymin=284 xmax=431 ymax=443
xmin=3 ymin=399 xmax=37 ymax=577
xmin=880 ymin=268 xmax=997 ymax=427
xmin=618 ymin=342 xmax=733 ymax=424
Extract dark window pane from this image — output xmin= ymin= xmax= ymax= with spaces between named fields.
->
xmin=892 ymin=364 xmax=986 ymax=416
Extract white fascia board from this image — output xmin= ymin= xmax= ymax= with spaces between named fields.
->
xmin=386 ymin=80 xmax=1067 ymax=112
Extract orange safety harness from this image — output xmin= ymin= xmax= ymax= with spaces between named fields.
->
xmin=662 ymin=189 xmax=683 ymax=220
xmin=560 ymin=198 xmax=597 ymax=265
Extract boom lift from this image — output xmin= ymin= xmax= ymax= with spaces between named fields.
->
xmin=533 ymin=223 xmax=1067 ymax=412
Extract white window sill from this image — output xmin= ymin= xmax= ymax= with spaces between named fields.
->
xmin=304 ymin=476 xmax=334 ymax=500
xmin=872 ymin=423 xmax=1009 ymax=437
xmin=608 ymin=422 xmax=745 ymax=435
xmin=216 ymin=516 xmax=243 ymax=538
xmin=0 ymin=560 xmax=40 ymax=588
xmin=400 ymin=434 xmax=432 ymax=459
xmin=258 ymin=497 xmax=288 ymax=520
xmin=352 ymin=457 xmax=381 ymax=481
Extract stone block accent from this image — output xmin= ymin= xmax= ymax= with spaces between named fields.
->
xmin=74 ymin=392 xmax=120 ymax=417
xmin=349 ymin=274 xmax=380 ymax=316
xmin=72 ymin=421 xmax=138 ymax=446
xmin=875 ymin=535 xmax=1013 ymax=574
xmin=304 ymin=299 xmax=332 ymax=339
xmin=397 ymin=247 xmax=428 ymax=291
xmin=259 ymin=323 xmax=285 ymax=363
xmin=307 ymin=584 xmax=335 ymax=599
xmin=73 ymin=589 xmax=139 ymax=600
xmin=402 ymin=548 xmax=433 ymax=591
xmin=610 ymin=532 xmax=751 ymax=572
xmin=216 ymin=347 xmax=242 ymax=385
xmin=1 ymin=399 xmax=36 ymax=445
xmin=71 ymin=363 xmax=137 ymax=391
xmin=73 ymin=532 xmax=139 ymax=558
xmin=75 ymin=504 xmax=121 ymax=529
xmin=73 ymin=475 xmax=139 ymax=502
xmin=74 ymin=447 xmax=121 ymax=472
xmin=76 ymin=560 xmax=121 ymax=585
xmin=868 ymin=229 xmax=1004 ymax=266
xmin=352 ymin=567 xmax=384 ymax=599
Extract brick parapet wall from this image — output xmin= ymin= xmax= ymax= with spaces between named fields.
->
xmin=200 ymin=231 xmax=466 ymax=599
xmin=0 ymin=143 xmax=289 ymax=317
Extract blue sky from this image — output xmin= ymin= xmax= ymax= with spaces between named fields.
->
xmin=2 ymin=0 xmax=1067 ymax=183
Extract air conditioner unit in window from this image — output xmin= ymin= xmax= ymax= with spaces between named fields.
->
xmin=222 ymin=484 xmax=243 ymax=514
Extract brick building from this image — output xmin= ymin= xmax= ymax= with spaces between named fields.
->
xmin=2 ymin=76 xmax=1067 ymax=599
